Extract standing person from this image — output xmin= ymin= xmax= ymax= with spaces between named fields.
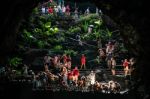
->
xmin=106 ymin=52 xmax=112 ymax=69
xmin=62 ymin=5 xmax=66 ymax=15
xmin=96 ymin=7 xmax=99 ymax=15
xmin=68 ymin=70 xmax=73 ymax=85
xmin=61 ymin=66 xmax=68 ymax=87
xmin=85 ymin=7 xmax=90 ymax=15
xmin=129 ymin=57 xmax=135 ymax=75
xmin=58 ymin=0 xmax=64 ymax=7
xmin=22 ymin=64 xmax=28 ymax=76
xmin=106 ymin=41 xmax=114 ymax=69
xmin=48 ymin=7 xmax=53 ymax=14
xmin=98 ymin=48 xmax=106 ymax=68
xmin=62 ymin=66 xmax=68 ymax=75
xmin=58 ymin=5 xmax=63 ymax=16
xmin=106 ymin=41 xmax=114 ymax=55
xmin=41 ymin=6 xmax=46 ymax=14
xmin=53 ymin=55 xmax=59 ymax=67
xmin=58 ymin=0 xmax=62 ymax=6
xmin=76 ymin=33 xmax=83 ymax=46
xmin=123 ymin=59 xmax=130 ymax=76
xmin=89 ymin=71 xmax=96 ymax=85
xmin=74 ymin=7 xmax=79 ymax=20
xmin=111 ymin=57 xmax=116 ymax=76
xmin=73 ymin=66 xmax=79 ymax=86
xmin=80 ymin=54 xmax=86 ymax=69
xmin=88 ymin=25 xmax=93 ymax=33
xmin=66 ymin=5 xmax=70 ymax=16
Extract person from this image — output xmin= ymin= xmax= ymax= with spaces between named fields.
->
xmin=67 ymin=70 xmax=73 ymax=85
xmin=96 ymin=7 xmax=99 ymax=15
xmin=106 ymin=41 xmax=114 ymax=69
xmin=61 ymin=66 xmax=68 ymax=75
xmin=62 ymin=67 xmax=68 ymax=87
xmin=22 ymin=64 xmax=28 ymax=76
xmin=48 ymin=7 xmax=53 ymax=14
xmin=88 ymin=25 xmax=92 ymax=33
xmin=41 ymin=6 xmax=46 ymax=14
xmin=89 ymin=71 xmax=96 ymax=85
xmin=111 ymin=57 xmax=116 ymax=76
xmin=99 ymin=9 xmax=103 ymax=16
xmin=54 ymin=6 xmax=58 ymax=16
xmin=73 ymin=66 xmax=79 ymax=86
xmin=106 ymin=41 xmax=114 ymax=55
xmin=58 ymin=0 xmax=64 ymax=7
xmin=85 ymin=7 xmax=90 ymax=15
xmin=66 ymin=5 xmax=70 ymax=16
xmin=80 ymin=54 xmax=86 ymax=69
xmin=53 ymin=55 xmax=59 ymax=67
xmin=106 ymin=52 xmax=112 ymax=69
xmin=123 ymin=59 xmax=130 ymax=76
xmin=129 ymin=57 xmax=135 ymax=75
xmin=76 ymin=33 xmax=83 ymax=46
xmin=74 ymin=7 xmax=79 ymax=19
xmin=58 ymin=5 xmax=63 ymax=16
xmin=62 ymin=5 xmax=66 ymax=14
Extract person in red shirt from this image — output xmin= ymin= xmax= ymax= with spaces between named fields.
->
xmin=80 ymin=54 xmax=86 ymax=69
xmin=123 ymin=59 xmax=130 ymax=76
xmin=73 ymin=66 xmax=79 ymax=85
xmin=48 ymin=7 xmax=53 ymax=14
xmin=65 ymin=5 xmax=70 ymax=15
xmin=68 ymin=70 xmax=73 ymax=84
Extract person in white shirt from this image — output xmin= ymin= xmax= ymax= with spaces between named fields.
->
xmin=62 ymin=5 xmax=66 ymax=13
xmin=89 ymin=71 xmax=96 ymax=85
xmin=41 ymin=7 xmax=46 ymax=14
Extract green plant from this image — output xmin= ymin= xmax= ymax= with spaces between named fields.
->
xmin=69 ymin=27 xmax=81 ymax=33
xmin=82 ymin=21 xmax=89 ymax=33
xmin=32 ymin=7 xmax=39 ymax=14
xmin=94 ymin=19 xmax=103 ymax=25
xmin=106 ymin=28 xmax=112 ymax=38
xmin=53 ymin=45 xmax=63 ymax=51
xmin=64 ymin=50 xmax=78 ymax=56
xmin=22 ymin=29 xmax=35 ymax=42
xmin=80 ymin=14 xmax=99 ymax=22
xmin=45 ymin=22 xmax=51 ymax=28
xmin=9 ymin=57 xmax=22 ymax=68
xmin=37 ymin=40 xmax=45 ymax=48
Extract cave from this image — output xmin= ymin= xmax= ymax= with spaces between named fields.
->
xmin=0 ymin=0 xmax=150 ymax=99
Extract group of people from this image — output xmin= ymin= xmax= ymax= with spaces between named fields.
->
xmin=98 ymin=41 xmax=135 ymax=76
xmin=40 ymin=0 xmax=103 ymax=19
xmin=44 ymin=53 xmax=86 ymax=71
xmin=41 ymin=0 xmax=71 ymax=16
